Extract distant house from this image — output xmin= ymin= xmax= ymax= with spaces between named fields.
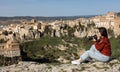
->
xmin=91 ymin=12 xmax=117 ymax=29
xmin=0 ymin=39 xmax=21 ymax=65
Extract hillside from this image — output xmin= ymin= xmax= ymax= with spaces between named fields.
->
xmin=0 ymin=15 xmax=95 ymax=25
xmin=19 ymin=36 xmax=120 ymax=63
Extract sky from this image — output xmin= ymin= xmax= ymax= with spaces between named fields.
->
xmin=0 ymin=0 xmax=120 ymax=16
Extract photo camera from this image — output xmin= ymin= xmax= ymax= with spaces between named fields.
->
xmin=88 ymin=35 xmax=97 ymax=40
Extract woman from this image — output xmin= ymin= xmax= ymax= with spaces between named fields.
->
xmin=72 ymin=27 xmax=111 ymax=64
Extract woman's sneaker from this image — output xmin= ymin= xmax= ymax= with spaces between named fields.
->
xmin=71 ymin=60 xmax=80 ymax=65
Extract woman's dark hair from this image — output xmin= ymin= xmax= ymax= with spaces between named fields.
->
xmin=98 ymin=27 xmax=108 ymax=37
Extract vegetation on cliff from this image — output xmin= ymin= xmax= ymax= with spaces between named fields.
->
xmin=20 ymin=34 xmax=120 ymax=63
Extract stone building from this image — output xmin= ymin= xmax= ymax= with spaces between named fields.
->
xmin=4 ymin=40 xmax=20 ymax=57
xmin=0 ymin=39 xmax=21 ymax=65
xmin=91 ymin=12 xmax=117 ymax=29
xmin=90 ymin=12 xmax=120 ymax=37
xmin=114 ymin=17 xmax=120 ymax=37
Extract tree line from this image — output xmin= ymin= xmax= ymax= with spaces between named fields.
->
xmin=0 ymin=15 xmax=96 ymax=22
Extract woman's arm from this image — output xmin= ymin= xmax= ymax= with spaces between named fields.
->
xmin=93 ymin=41 xmax=106 ymax=51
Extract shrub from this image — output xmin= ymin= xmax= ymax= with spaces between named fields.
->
xmin=110 ymin=38 xmax=120 ymax=58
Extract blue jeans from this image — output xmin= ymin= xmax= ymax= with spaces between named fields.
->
xmin=80 ymin=45 xmax=110 ymax=62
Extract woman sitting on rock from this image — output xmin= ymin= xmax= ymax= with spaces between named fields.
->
xmin=72 ymin=27 xmax=111 ymax=64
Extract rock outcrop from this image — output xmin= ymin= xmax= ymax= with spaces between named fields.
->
xmin=0 ymin=58 xmax=120 ymax=72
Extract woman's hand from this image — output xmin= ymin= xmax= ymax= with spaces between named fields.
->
xmin=92 ymin=38 xmax=96 ymax=41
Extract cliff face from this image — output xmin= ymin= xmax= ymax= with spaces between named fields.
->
xmin=0 ymin=58 xmax=120 ymax=72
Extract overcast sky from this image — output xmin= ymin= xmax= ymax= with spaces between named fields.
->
xmin=0 ymin=0 xmax=120 ymax=16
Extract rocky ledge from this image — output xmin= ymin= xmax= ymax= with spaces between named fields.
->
xmin=0 ymin=59 xmax=120 ymax=72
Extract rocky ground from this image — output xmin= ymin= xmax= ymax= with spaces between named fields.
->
xmin=0 ymin=58 xmax=120 ymax=72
